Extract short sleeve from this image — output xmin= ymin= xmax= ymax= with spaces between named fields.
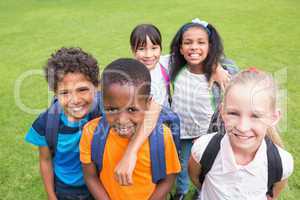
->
xmin=25 ymin=127 xmax=48 ymax=146
xmin=277 ymin=147 xmax=294 ymax=180
xmin=191 ymin=133 xmax=217 ymax=163
xmin=79 ymin=118 xmax=99 ymax=164
xmin=163 ymin=126 xmax=181 ymax=174
xmin=25 ymin=112 xmax=48 ymax=147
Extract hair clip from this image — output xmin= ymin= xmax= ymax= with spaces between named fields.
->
xmin=192 ymin=18 xmax=209 ymax=27
xmin=246 ymin=67 xmax=260 ymax=73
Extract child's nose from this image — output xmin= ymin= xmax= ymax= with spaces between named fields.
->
xmin=145 ymin=49 xmax=153 ymax=57
xmin=236 ymin=117 xmax=251 ymax=132
xmin=69 ymin=93 xmax=81 ymax=104
xmin=191 ymin=42 xmax=199 ymax=50
xmin=118 ymin=111 xmax=130 ymax=124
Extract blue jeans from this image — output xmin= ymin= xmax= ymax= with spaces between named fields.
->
xmin=55 ymin=177 xmax=94 ymax=200
xmin=176 ymin=139 xmax=194 ymax=194
xmin=56 ymin=193 xmax=94 ymax=200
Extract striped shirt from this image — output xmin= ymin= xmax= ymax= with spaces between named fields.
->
xmin=25 ymin=111 xmax=90 ymax=189
xmin=171 ymin=68 xmax=214 ymax=139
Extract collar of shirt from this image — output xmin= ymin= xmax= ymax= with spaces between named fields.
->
xmin=220 ymin=134 xmax=266 ymax=176
xmin=60 ymin=111 xmax=89 ymax=127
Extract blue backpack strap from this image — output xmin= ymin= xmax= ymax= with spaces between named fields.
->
xmin=91 ymin=117 xmax=110 ymax=173
xmin=45 ymin=99 xmax=61 ymax=156
xmin=160 ymin=106 xmax=181 ymax=153
xmin=89 ymin=91 xmax=104 ymax=119
xmin=149 ymin=106 xmax=181 ymax=183
xmin=265 ymin=137 xmax=283 ymax=197
xmin=149 ymin=122 xmax=166 ymax=183
xmin=199 ymin=132 xmax=225 ymax=184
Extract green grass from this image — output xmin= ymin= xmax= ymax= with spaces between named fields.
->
xmin=0 ymin=0 xmax=299 ymax=199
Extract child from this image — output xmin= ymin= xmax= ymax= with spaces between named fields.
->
xmin=80 ymin=58 xmax=181 ymax=200
xmin=168 ymin=18 xmax=238 ymax=198
xmin=25 ymin=47 xmax=99 ymax=199
xmin=188 ymin=69 xmax=294 ymax=200
xmin=130 ymin=23 xmax=234 ymax=105
xmin=130 ymin=24 xmax=171 ymax=107
xmin=113 ymin=23 xmax=235 ymax=186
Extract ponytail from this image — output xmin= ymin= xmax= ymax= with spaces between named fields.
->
xmin=266 ymin=127 xmax=284 ymax=148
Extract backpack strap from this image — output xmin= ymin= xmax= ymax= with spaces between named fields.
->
xmin=89 ymin=91 xmax=104 ymax=119
xmin=159 ymin=63 xmax=172 ymax=105
xmin=45 ymin=91 xmax=103 ymax=157
xmin=265 ymin=136 xmax=283 ymax=197
xmin=45 ymin=99 xmax=61 ymax=156
xmin=199 ymin=132 xmax=225 ymax=184
xmin=159 ymin=106 xmax=181 ymax=153
xmin=91 ymin=117 xmax=110 ymax=173
xmin=150 ymin=106 xmax=181 ymax=183
xmin=149 ymin=122 xmax=166 ymax=183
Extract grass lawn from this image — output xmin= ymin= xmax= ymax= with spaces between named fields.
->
xmin=0 ymin=0 xmax=299 ymax=199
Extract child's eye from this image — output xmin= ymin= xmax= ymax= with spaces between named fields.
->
xmin=77 ymin=87 xmax=90 ymax=93
xmin=251 ymin=113 xmax=261 ymax=119
xmin=137 ymin=47 xmax=145 ymax=51
xmin=128 ymin=107 xmax=139 ymax=113
xmin=152 ymin=46 xmax=160 ymax=50
xmin=58 ymin=91 xmax=69 ymax=96
xmin=105 ymin=108 xmax=119 ymax=114
xmin=183 ymin=41 xmax=191 ymax=45
xmin=227 ymin=111 xmax=239 ymax=116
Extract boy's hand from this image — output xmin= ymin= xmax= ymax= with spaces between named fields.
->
xmin=209 ymin=63 xmax=230 ymax=91
xmin=114 ymin=151 xmax=137 ymax=185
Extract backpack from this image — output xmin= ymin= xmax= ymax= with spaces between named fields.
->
xmin=91 ymin=106 xmax=181 ymax=184
xmin=44 ymin=91 xmax=103 ymax=156
xmin=199 ymin=129 xmax=283 ymax=198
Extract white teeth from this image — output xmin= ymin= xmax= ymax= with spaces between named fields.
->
xmin=70 ymin=106 xmax=83 ymax=112
xmin=115 ymin=126 xmax=134 ymax=135
xmin=190 ymin=53 xmax=200 ymax=58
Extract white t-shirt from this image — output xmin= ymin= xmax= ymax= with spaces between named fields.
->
xmin=171 ymin=68 xmax=214 ymax=139
xmin=149 ymin=55 xmax=170 ymax=107
xmin=191 ymin=133 xmax=294 ymax=200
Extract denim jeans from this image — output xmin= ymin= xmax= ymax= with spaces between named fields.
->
xmin=175 ymin=139 xmax=194 ymax=194
xmin=55 ymin=177 xmax=94 ymax=200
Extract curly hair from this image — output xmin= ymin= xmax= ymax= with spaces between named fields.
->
xmin=44 ymin=47 xmax=99 ymax=91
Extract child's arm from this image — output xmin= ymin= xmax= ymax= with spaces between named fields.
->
xmin=82 ymin=163 xmax=110 ymax=200
xmin=188 ymin=156 xmax=202 ymax=189
xmin=267 ymin=179 xmax=288 ymax=200
xmin=209 ymin=63 xmax=230 ymax=91
xmin=148 ymin=174 xmax=177 ymax=200
xmin=39 ymin=147 xmax=57 ymax=200
xmin=114 ymin=100 xmax=161 ymax=185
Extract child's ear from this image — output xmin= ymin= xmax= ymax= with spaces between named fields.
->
xmin=271 ymin=109 xmax=281 ymax=126
xmin=146 ymin=96 xmax=153 ymax=109
xmin=179 ymin=46 xmax=184 ymax=55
